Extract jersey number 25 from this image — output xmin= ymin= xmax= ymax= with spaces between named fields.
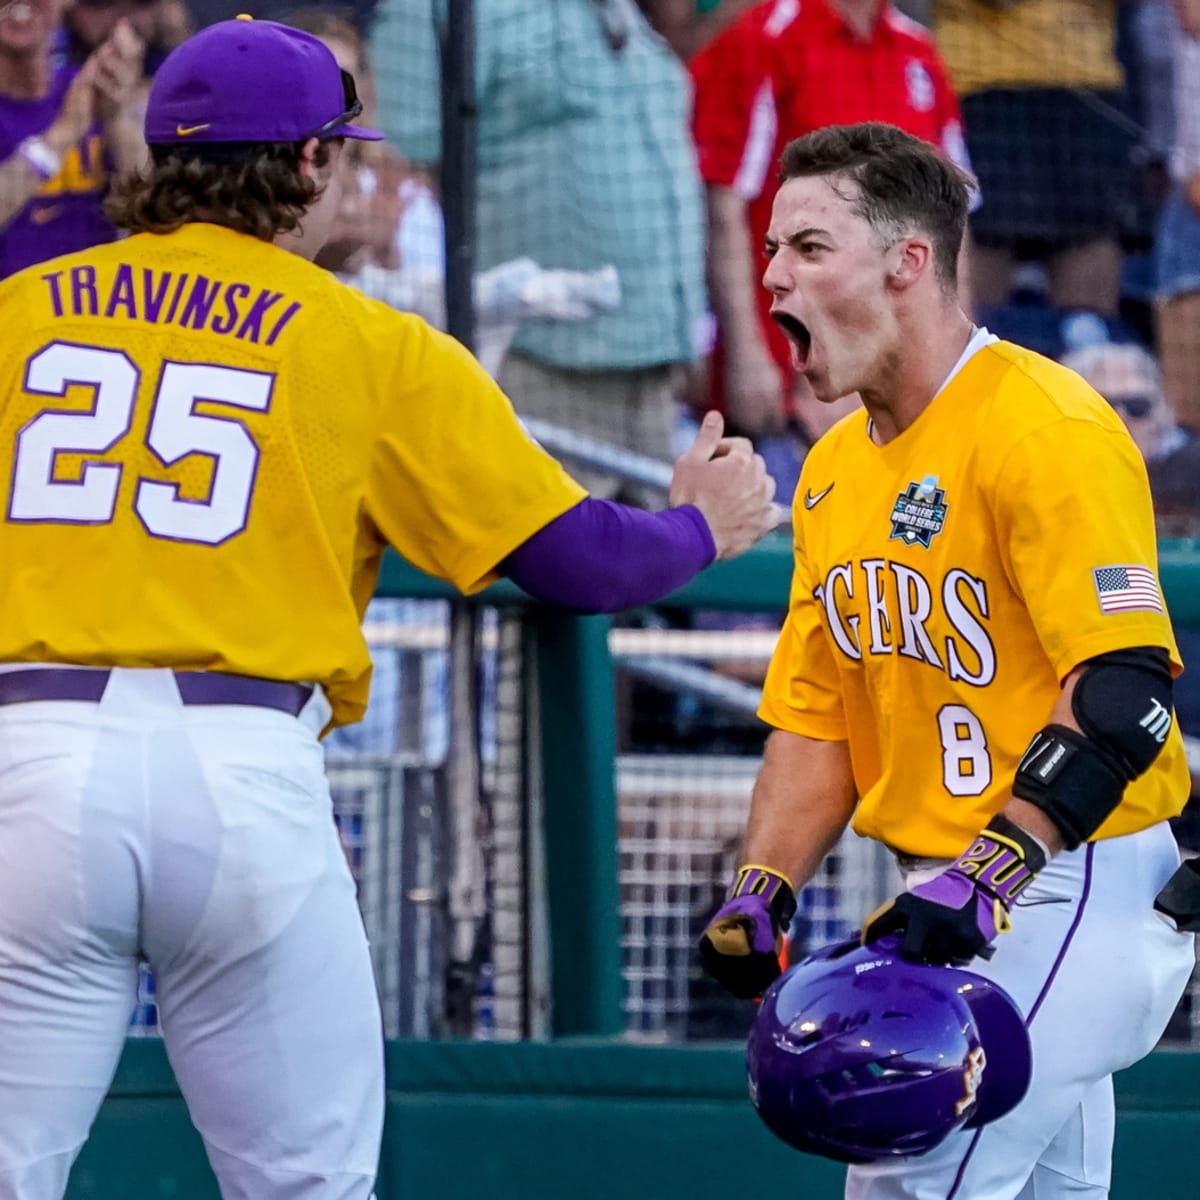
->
xmin=8 ymin=341 xmax=273 ymax=546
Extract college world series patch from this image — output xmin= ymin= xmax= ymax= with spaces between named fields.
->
xmin=889 ymin=476 xmax=947 ymax=549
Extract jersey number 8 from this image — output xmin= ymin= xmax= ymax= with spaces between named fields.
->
xmin=937 ymin=703 xmax=992 ymax=796
xmin=8 ymin=341 xmax=273 ymax=546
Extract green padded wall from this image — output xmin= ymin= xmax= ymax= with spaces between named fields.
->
xmin=70 ymin=1039 xmax=1200 ymax=1199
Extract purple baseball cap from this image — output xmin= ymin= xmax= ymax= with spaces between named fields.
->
xmin=144 ymin=15 xmax=383 ymax=146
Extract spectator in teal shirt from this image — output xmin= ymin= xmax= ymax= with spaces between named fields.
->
xmin=371 ymin=0 xmax=707 ymax=501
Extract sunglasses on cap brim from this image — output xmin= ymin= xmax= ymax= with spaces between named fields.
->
xmin=306 ymin=68 xmax=364 ymax=140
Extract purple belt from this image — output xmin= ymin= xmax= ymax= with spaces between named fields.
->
xmin=0 ymin=668 xmax=313 ymax=716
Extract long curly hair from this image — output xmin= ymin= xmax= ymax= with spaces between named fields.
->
xmin=105 ymin=140 xmax=333 ymax=241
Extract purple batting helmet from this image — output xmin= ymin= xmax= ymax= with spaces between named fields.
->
xmin=746 ymin=936 xmax=1031 ymax=1163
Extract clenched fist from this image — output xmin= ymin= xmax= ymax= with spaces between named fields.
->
xmin=669 ymin=411 xmax=786 ymax=560
xmin=699 ymin=865 xmax=796 ymax=999
xmin=861 ymin=815 xmax=1047 ymax=966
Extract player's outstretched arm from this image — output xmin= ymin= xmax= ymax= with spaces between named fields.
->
xmin=500 ymin=412 xmax=783 ymax=612
xmin=669 ymin=410 xmax=786 ymax=559
xmin=700 ymin=730 xmax=856 ymax=998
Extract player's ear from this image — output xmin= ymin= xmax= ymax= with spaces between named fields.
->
xmin=887 ymin=236 xmax=933 ymax=293
xmin=297 ymin=137 xmax=322 ymax=178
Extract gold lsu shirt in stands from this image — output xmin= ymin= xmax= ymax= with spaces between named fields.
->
xmin=759 ymin=339 xmax=1189 ymax=859
xmin=0 ymin=224 xmax=586 ymax=726
xmin=932 ymin=0 xmax=1123 ymax=96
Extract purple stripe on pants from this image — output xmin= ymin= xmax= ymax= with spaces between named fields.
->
xmin=945 ymin=843 xmax=1096 ymax=1200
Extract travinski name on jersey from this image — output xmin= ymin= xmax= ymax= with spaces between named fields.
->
xmin=39 ymin=263 xmax=303 ymax=347
xmin=813 ymin=560 xmax=995 ymax=686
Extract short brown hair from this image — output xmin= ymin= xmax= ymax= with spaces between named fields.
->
xmin=104 ymin=140 xmax=333 ymax=241
xmin=778 ymin=122 xmax=971 ymax=290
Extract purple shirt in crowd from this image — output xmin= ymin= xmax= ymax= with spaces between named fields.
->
xmin=0 ymin=61 xmax=118 ymax=279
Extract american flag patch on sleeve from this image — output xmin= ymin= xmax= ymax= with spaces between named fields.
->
xmin=1092 ymin=565 xmax=1164 ymax=615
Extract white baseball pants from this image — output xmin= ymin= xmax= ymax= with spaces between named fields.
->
xmin=0 ymin=668 xmax=384 ymax=1198
xmin=846 ymin=821 xmax=1196 ymax=1200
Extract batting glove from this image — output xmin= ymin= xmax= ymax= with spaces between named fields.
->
xmin=861 ymin=815 xmax=1048 ymax=967
xmin=699 ymin=865 xmax=797 ymax=999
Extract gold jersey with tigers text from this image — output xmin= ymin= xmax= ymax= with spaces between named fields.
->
xmin=0 ymin=225 xmax=586 ymax=726
xmin=760 ymin=333 xmax=1189 ymax=858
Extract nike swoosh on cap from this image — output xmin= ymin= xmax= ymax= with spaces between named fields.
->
xmin=176 ymin=123 xmax=211 ymax=137
xmin=804 ymin=483 xmax=834 ymax=510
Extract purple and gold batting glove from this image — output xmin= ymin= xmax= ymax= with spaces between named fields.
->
xmin=699 ymin=865 xmax=797 ymax=999
xmin=861 ymin=815 xmax=1048 ymax=967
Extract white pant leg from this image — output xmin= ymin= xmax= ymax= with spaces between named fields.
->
xmin=0 ymin=710 xmax=142 ymax=1200
xmin=137 ymin=696 xmax=384 ymax=1199
xmin=1012 ymin=1079 xmax=1114 ymax=1200
xmin=846 ymin=823 xmax=1195 ymax=1200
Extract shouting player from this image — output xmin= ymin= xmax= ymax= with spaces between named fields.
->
xmin=0 ymin=17 xmax=780 ymax=1199
xmin=700 ymin=123 xmax=1197 ymax=1198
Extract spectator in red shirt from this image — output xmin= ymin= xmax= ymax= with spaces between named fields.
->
xmin=691 ymin=0 xmax=970 ymax=495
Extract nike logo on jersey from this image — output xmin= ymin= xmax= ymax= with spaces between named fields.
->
xmin=804 ymin=484 xmax=834 ymax=510
xmin=30 ymin=204 xmax=62 ymax=225
xmin=1012 ymin=895 xmax=1071 ymax=908
xmin=175 ymin=123 xmax=211 ymax=137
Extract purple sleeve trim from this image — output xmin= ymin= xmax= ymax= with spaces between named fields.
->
xmin=500 ymin=499 xmax=717 ymax=613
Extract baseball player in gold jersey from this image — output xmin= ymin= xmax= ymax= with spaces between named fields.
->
xmin=0 ymin=17 xmax=782 ymax=1200
xmin=700 ymin=123 xmax=1198 ymax=1198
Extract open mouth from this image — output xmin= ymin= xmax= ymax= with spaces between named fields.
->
xmin=772 ymin=311 xmax=812 ymax=369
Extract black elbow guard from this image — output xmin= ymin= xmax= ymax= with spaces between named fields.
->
xmin=1012 ymin=647 xmax=1174 ymax=849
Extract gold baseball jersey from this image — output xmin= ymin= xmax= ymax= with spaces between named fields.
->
xmin=760 ymin=338 xmax=1189 ymax=858
xmin=0 ymin=224 xmax=586 ymax=726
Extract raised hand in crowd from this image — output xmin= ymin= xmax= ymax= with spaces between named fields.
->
xmin=39 ymin=55 xmax=100 ymax=164
xmin=90 ymin=18 xmax=144 ymax=119
xmin=87 ymin=18 xmax=147 ymax=172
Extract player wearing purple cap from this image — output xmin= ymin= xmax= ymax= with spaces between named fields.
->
xmin=0 ymin=13 xmax=780 ymax=1198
